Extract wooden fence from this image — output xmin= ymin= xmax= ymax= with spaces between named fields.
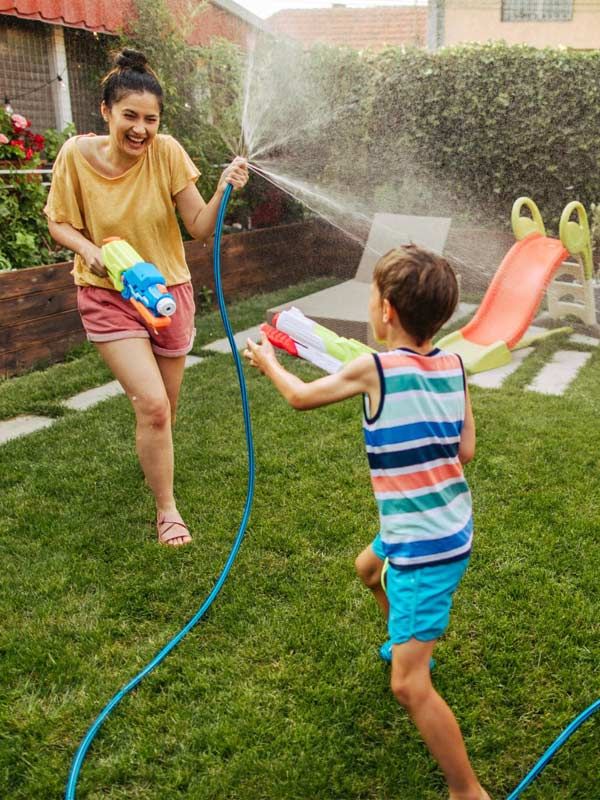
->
xmin=0 ymin=220 xmax=361 ymax=378
xmin=0 ymin=218 xmax=513 ymax=378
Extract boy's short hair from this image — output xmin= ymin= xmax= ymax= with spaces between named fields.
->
xmin=373 ymin=245 xmax=459 ymax=345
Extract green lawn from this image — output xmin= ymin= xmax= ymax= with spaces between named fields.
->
xmin=0 ymin=280 xmax=598 ymax=799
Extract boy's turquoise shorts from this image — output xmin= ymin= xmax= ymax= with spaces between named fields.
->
xmin=371 ymin=534 xmax=470 ymax=644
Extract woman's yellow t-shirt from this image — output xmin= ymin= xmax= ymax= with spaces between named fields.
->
xmin=44 ymin=134 xmax=200 ymax=288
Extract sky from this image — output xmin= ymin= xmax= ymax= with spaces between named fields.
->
xmin=234 ymin=1 xmax=423 ymax=20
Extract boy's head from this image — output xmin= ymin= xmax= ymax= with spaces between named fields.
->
xmin=372 ymin=245 xmax=458 ymax=346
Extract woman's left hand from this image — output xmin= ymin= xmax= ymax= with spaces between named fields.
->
xmin=219 ymin=156 xmax=249 ymax=193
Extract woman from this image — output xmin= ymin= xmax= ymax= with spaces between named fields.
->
xmin=45 ymin=49 xmax=248 ymax=547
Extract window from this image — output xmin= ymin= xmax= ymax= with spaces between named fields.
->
xmin=502 ymin=0 xmax=573 ymax=21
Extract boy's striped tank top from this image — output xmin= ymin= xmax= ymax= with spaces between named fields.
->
xmin=363 ymin=347 xmax=472 ymax=568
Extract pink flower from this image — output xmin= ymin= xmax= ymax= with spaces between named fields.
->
xmin=0 ymin=133 xmax=8 ymax=145
xmin=11 ymin=113 xmax=29 ymax=132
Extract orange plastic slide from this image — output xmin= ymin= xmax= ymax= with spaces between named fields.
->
xmin=462 ymin=232 xmax=567 ymax=348
xmin=436 ymin=232 xmax=568 ymax=373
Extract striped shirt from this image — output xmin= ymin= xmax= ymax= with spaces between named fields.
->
xmin=363 ymin=347 xmax=472 ymax=568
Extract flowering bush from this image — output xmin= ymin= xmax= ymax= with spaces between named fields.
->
xmin=0 ymin=110 xmax=73 ymax=269
xmin=0 ymin=108 xmax=45 ymax=163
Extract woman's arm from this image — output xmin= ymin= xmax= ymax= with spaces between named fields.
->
xmin=458 ymin=384 xmax=476 ymax=464
xmin=174 ymin=157 xmax=248 ymax=242
xmin=47 ymin=220 xmax=106 ymax=277
xmin=244 ymin=334 xmax=378 ymax=411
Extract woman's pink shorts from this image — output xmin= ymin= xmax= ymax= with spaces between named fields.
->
xmin=77 ymin=282 xmax=196 ymax=358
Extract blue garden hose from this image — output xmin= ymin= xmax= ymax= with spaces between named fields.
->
xmin=506 ymin=697 xmax=599 ymax=799
xmin=65 ymin=182 xmax=254 ymax=799
xmin=63 ymin=181 xmax=596 ymax=798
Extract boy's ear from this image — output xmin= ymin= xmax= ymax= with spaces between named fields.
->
xmin=382 ymin=298 xmax=393 ymax=324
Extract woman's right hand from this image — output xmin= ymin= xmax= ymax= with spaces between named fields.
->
xmin=80 ymin=242 xmax=108 ymax=278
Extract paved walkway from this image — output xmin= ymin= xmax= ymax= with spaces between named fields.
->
xmin=1 ymin=315 xmax=598 ymax=447
xmin=0 ymin=356 xmax=203 ymax=446
xmin=204 ymin=307 xmax=600 ymax=395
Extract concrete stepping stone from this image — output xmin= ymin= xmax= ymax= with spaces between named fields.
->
xmin=184 ymin=355 xmax=203 ymax=367
xmin=569 ymin=333 xmax=600 ymax=347
xmin=202 ymin=325 xmax=263 ymax=354
xmin=62 ymin=380 xmax=124 ymax=411
xmin=0 ymin=415 xmax=55 ymax=444
xmin=469 ymin=348 xmax=534 ymax=389
xmin=61 ymin=355 xmax=203 ymax=412
xmin=447 ymin=302 xmax=477 ymax=326
xmin=527 ymin=350 xmax=592 ymax=396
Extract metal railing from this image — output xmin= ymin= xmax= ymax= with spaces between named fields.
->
xmin=0 ymin=168 xmax=52 ymax=187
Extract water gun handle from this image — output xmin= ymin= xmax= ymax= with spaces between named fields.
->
xmin=259 ymin=322 xmax=298 ymax=357
xmin=129 ymin=297 xmax=171 ymax=330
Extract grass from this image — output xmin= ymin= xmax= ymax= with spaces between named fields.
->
xmin=0 ymin=277 xmax=337 ymax=422
xmin=0 ymin=279 xmax=599 ymax=799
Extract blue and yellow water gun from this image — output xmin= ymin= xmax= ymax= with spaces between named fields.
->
xmin=101 ymin=237 xmax=176 ymax=330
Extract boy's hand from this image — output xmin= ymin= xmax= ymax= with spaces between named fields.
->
xmin=244 ymin=333 xmax=279 ymax=374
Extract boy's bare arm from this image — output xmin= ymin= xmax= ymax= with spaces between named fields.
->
xmin=244 ymin=334 xmax=378 ymax=410
xmin=458 ymin=384 xmax=476 ymax=464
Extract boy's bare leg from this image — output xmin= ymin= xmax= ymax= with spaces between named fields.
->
xmin=391 ymin=638 xmax=490 ymax=800
xmin=355 ymin=546 xmax=389 ymax=616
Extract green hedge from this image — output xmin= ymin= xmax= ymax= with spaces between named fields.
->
xmin=237 ymin=38 xmax=600 ymax=238
xmin=366 ymin=43 xmax=600 ymax=229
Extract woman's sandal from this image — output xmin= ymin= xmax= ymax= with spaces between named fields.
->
xmin=157 ymin=511 xmax=192 ymax=547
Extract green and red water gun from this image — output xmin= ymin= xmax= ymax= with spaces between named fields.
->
xmin=260 ymin=307 xmax=374 ymax=374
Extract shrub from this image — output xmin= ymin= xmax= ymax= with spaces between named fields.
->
xmin=366 ymin=43 xmax=600 ymax=228
xmin=0 ymin=110 xmax=72 ymax=269
xmin=0 ymin=108 xmax=45 ymax=163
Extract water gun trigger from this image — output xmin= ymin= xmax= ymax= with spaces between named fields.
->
xmin=130 ymin=297 xmax=171 ymax=329
xmin=259 ymin=322 xmax=298 ymax=356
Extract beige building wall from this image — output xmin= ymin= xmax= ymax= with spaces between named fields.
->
xmin=444 ymin=0 xmax=600 ymax=49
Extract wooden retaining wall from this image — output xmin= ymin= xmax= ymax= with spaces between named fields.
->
xmin=0 ymin=218 xmax=510 ymax=378
xmin=0 ymin=220 xmax=360 ymax=378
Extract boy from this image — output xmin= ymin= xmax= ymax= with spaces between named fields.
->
xmin=244 ymin=245 xmax=490 ymax=800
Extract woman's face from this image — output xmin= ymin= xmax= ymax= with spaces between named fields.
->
xmin=102 ymin=91 xmax=161 ymax=159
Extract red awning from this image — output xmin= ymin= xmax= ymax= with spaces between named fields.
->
xmin=0 ymin=0 xmax=135 ymax=34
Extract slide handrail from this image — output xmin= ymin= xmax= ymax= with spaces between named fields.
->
xmin=511 ymin=197 xmax=546 ymax=240
xmin=559 ymin=201 xmax=594 ymax=280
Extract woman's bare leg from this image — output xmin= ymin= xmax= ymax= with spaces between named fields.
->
xmin=155 ymin=354 xmax=187 ymax=426
xmin=95 ymin=338 xmax=190 ymax=545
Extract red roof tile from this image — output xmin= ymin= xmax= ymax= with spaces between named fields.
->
xmin=0 ymin=0 xmax=134 ymax=33
xmin=0 ymin=0 xmax=264 ymax=35
xmin=266 ymin=6 xmax=427 ymax=50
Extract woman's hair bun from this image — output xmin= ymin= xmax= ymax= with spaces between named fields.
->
xmin=115 ymin=49 xmax=149 ymax=72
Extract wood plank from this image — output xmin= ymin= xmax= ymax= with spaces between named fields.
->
xmin=0 ymin=260 xmax=74 ymax=300
xmin=0 ymin=310 xmax=84 ymax=351
xmin=0 ymin=331 xmax=86 ymax=378
xmin=0 ymin=285 xmax=78 ymax=329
